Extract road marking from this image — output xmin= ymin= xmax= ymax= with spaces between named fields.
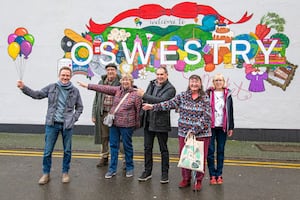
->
xmin=0 ymin=150 xmax=299 ymax=169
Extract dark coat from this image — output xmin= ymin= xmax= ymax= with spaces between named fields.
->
xmin=92 ymin=74 xmax=121 ymax=144
xmin=141 ymin=79 xmax=176 ymax=132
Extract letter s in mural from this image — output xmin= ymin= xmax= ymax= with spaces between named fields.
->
xmin=60 ymin=1 xmax=297 ymax=91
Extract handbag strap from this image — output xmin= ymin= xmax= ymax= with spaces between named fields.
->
xmin=112 ymin=93 xmax=130 ymax=114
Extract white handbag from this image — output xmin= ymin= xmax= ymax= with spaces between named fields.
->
xmin=103 ymin=93 xmax=129 ymax=127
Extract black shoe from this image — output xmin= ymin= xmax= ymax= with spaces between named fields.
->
xmin=160 ymin=174 xmax=169 ymax=184
xmin=138 ymin=171 xmax=152 ymax=182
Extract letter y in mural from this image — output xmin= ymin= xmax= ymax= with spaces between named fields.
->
xmin=59 ymin=1 xmax=297 ymax=91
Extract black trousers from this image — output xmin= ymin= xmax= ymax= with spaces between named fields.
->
xmin=144 ymin=128 xmax=169 ymax=176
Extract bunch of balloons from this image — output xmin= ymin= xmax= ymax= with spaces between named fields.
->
xmin=7 ymin=27 xmax=35 ymax=79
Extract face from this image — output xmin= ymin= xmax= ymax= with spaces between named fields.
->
xmin=156 ymin=68 xmax=168 ymax=85
xmin=59 ymin=69 xmax=72 ymax=84
xmin=121 ymin=77 xmax=132 ymax=89
xmin=106 ymin=67 xmax=117 ymax=81
xmin=189 ymin=78 xmax=201 ymax=92
xmin=213 ymin=77 xmax=225 ymax=90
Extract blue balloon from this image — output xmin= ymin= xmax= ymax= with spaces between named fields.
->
xmin=15 ymin=36 xmax=25 ymax=45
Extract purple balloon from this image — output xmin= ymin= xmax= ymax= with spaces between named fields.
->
xmin=7 ymin=33 xmax=18 ymax=44
xmin=20 ymin=41 xmax=32 ymax=58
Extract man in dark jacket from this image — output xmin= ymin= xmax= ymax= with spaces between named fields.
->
xmin=136 ymin=67 xmax=176 ymax=184
xmin=92 ymin=63 xmax=121 ymax=167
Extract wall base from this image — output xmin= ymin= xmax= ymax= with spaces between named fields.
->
xmin=0 ymin=124 xmax=299 ymax=142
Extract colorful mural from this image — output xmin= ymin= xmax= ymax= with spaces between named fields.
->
xmin=59 ymin=1 xmax=297 ymax=91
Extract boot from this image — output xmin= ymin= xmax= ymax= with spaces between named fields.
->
xmin=96 ymin=157 xmax=108 ymax=167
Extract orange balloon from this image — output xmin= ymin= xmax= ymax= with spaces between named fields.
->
xmin=15 ymin=27 xmax=28 ymax=36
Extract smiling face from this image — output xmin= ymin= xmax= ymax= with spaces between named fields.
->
xmin=156 ymin=67 xmax=168 ymax=85
xmin=213 ymin=74 xmax=225 ymax=91
xmin=106 ymin=66 xmax=117 ymax=81
xmin=59 ymin=67 xmax=72 ymax=84
xmin=120 ymin=73 xmax=133 ymax=89
xmin=188 ymin=75 xmax=202 ymax=92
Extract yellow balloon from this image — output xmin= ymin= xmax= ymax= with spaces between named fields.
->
xmin=8 ymin=42 xmax=20 ymax=60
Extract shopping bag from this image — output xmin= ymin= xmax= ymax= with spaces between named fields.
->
xmin=103 ymin=114 xmax=114 ymax=127
xmin=177 ymin=134 xmax=204 ymax=172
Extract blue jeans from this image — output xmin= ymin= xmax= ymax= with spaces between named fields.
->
xmin=109 ymin=126 xmax=134 ymax=173
xmin=43 ymin=123 xmax=73 ymax=174
xmin=207 ymin=127 xmax=227 ymax=177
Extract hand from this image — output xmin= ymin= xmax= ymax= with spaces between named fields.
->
xmin=77 ymin=81 xmax=88 ymax=88
xmin=227 ymin=130 xmax=233 ymax=137
xmin=135 ymin=88 xmax=145 ymax=97
xmin=142 ymin=103 xmax=153 ymax=110
xmin=17 ymin=80 xmax=24 ymax=89
xmin=92 ymin=117 xmax=96 ymax=123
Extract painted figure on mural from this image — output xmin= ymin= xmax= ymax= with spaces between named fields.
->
xmin=206 ymin=73 xmax=234 ymax=185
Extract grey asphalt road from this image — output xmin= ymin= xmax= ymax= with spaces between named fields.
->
xmin=0 ymin=151 xmax=299 ymax=200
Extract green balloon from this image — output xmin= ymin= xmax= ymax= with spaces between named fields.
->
xmin=24 ymin=34 xmax=35 ymax=46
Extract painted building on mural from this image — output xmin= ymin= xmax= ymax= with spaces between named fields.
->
xmin=0 ymin=0 xmax=299 ymax=134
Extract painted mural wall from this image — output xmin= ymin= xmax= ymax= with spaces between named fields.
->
xmin=0 ymin=0 xmax=299 ymax=129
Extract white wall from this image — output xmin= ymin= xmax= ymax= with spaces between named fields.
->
xmin=0 ymin=0 xmax=299 ymax=129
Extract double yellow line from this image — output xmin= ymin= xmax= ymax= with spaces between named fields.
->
xmin=0 ymin=150 xmax=299 ymax=169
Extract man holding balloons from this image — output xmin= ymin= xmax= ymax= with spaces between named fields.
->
xmin=16 ymin=66 xmax=83 ymax=185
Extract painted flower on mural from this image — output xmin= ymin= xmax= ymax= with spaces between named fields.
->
xmin=138 ymin=68 xmax=148 ymax=79
xmin=107 ymin=28 xmax=131 ymax=42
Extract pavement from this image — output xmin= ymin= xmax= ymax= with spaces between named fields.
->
xmin=0 ymin=133 xmax=300 ymax=200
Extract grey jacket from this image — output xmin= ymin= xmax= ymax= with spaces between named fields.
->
xmin=21 ymin=83 xmax=83 ymax=130
xmin=141 ymin=79 xmax=176 ymax=132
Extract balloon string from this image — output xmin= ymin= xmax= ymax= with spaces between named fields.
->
xmin=14 ymin=56 xmax=27 ymax=80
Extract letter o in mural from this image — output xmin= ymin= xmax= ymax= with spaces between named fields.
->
xmin=71 ymin=42 xmax=93 ymax=66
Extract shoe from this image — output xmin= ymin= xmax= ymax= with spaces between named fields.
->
xmin=160 ymin=174 xmax=169 ymax=184
xmin=62 ymin=173 xmax=70 ymax=183
xmin=178 ymin=179 xmax=190 ymax=188
xmin=210 ymin=176 xmax=217 ymax=185
xmin=138 ymin=171 xmax=152 ymax=182
xmin=193 ymin=180 xmax=202 ymax=191
xmin=38 ymin=174 xmax=50 ymax=185
xmin=126 ymin=170 xmax=133 ymax=178
xmin=96 ymin=157 xmax=108 ymax=167
xmin=217 ymin=176 xmax=223 ymax=184
xmin=105 ymin=171 xmax=116 ymax=179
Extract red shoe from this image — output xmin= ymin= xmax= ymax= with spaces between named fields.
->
xmin=178 ymin=179 xmax=190 ymax=188
xmin=217 ymin=176 xmax=223 ymax=184
xmin=210 ymin=176 xmax=217 ymax=185
xmin=193 ymin=180 xmax=202 ymax=191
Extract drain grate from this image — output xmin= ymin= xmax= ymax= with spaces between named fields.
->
xmin=255 ymin=144 xmax=300 ymax=152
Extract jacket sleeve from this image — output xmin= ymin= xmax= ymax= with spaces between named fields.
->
xmin=21 ymin=84 xmax=51 ymax=99
xmin=74 ymin=89 xmax=83 ymax=122
xmin=134 ymin=94 xmax=143 ymax=129
xmin=227 ymin=95 xmax=234 ymax=130
xmin=143 ymin=86 xmax=176 ymax=103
